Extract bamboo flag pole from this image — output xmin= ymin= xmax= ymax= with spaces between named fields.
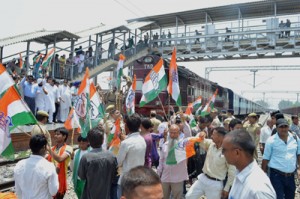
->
xmin=16 ymin=127 xmax=32 ymax=138
xmin=157 ymin=95 xmax=168 ymax=121
xmin=71 ymin=128 xmax=75 ymax=147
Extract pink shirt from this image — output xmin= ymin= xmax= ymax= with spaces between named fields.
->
xmin=157 ymin=141 xmax=188 ymax=183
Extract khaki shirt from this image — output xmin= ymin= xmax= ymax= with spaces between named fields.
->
xmin=245 ymin=122 xmax=261 ymax=159
xmin=199 ymin=139 xmax=236 ymax=192
xmin=31 ymin=122 xmax=52 ymax=146
xmin=150 ymin=117 xmax=161 ymax=133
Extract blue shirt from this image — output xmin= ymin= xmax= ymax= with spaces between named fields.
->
xmin=21 ymin=77 xmax=38 ymax=98
xmin=263 ymin=132 xmax=300 ymax=173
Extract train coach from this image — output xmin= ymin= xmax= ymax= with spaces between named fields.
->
xmin=132 ymin=54 xmax=265 ymax=117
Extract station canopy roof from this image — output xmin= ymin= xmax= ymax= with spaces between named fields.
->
xmin=127 ymin=0 xmax=300 ymax=30
xmin=75 ymin=23 xmax=131 ymax=37
xmin=0 ymin=30 xmax=80 ymax=47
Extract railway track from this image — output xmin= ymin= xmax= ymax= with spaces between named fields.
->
xmin=0 ymin=180 xmax=15 ymax=192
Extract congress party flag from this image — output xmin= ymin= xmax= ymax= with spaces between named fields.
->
xmin=200 ymin=89 xmax=218 ymax=116
xmin=125 ymin=74 xmax=136 ymax=116
xmin=167 ymin=47 xmax=181 ymax=106
xmin=140 ymin=58 xmax=167 ymax=107
xmin=116 ymin=54 xmax=125 ymax=90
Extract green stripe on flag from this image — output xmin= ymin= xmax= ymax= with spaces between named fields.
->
xmin=1 ymin=142 xmax=14 ymax=160
xmin=140 ymin=76 xmax=167 ymax=107
xmin=166 ymin=147 xmax=177 ymax=165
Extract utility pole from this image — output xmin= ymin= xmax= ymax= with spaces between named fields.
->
xmin=250 ymin=69 xmax=258 ymax=88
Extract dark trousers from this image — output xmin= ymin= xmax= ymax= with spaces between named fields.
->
xmin=270 ymin=169 xmax=295 ymax=199
xmin=53 ymin=102 xmax=60 ymax=122
xmin=24 ymin=96 xmax=35 ymax=115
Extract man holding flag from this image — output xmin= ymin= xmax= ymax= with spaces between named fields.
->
xmin=186 ymin=127 xmax=235 ymax=199
xmin=157 ymin=124 xmax=188 ymax=199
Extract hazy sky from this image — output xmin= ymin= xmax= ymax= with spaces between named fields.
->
xmin=1 ymin=0 xmax=300 ymax=108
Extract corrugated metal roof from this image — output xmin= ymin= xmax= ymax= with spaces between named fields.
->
xmin=126 ymin=21 xmax=154 ymax=30
xmin=75 ymin=24 xmax=130 ymax=38
xmin=0 ymin=30 xmax=80 ymax=47
xmin=127 ymin=0 xmax=300 ymax=30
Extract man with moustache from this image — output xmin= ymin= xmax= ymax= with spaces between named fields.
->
xmin=157 ymin=124 xmax=188 ymax=199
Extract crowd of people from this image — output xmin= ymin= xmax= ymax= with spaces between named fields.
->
xmin=10 ymin=98 xmax=300 ymax=199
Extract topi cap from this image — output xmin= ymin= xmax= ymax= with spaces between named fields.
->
xmin=248 ymin=113 xmax=257 ymax=117
xmin=37 ymin=110 xmax=49 ymax=117
xmin=276 ymin=118 xmax=289 ymax=128
xmin=106 ymin=105 xmax=115 ymax=113
xmin=37 ymin=78 xmax=43 ymax=85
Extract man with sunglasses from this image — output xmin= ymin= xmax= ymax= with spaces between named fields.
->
xmin=262 ymin=118 xmax=300 ymax=199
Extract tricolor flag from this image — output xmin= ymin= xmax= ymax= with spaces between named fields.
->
xmin=192 ymin=96 xmax=202 ymax=110
xmin=125 ymin=74 xmax=136 ymax=116
xmin=0 ymin=64 xmax=15 ymax=95
xmin=19 ymin=53 xmax=23 ymax=69
xmin=0 ymin=86 xmax=37 ymax=159
xmin=116 ymin=54 xmax=125 ymax=90
xmin=41 ymin=48 xmax=55 ymax=68
xmin=90 ymin=82 xmax=105 ymax=122
xmin=75 ymin=68 xmax=91 ymax=138
xmin=167 ymin=47 xmax=181 ymax=106
xmin=33 ymin=53 xmax=42 ymax=64
xmin=166 ymin=136 xmax=204 ymax=165
xmin=64 ymin=107 xmax=81 ymax=132
xmin=200 ymin=89 xmax=218 ymax=116
xmin=140 ymin=58 xmax=167 ymax=107
xmin=108 ymin=118 xmax=121 ymax=155
xmin=185 ymin=103 xmax=197 ymax=128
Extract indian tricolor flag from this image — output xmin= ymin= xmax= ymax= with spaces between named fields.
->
xmin=116 ymin=54 xmax=125 ymax=90
xmin=140 ymin=58 xmax=167 ymax=107
xmin=125 ymin=74 xmax=136 ymax=115
xmin=166 ymin=136 xmax=204 ymax=165
xmin=167 ymin=47 xmax=181 ymax=106
xmin=76 ymin=68 xmax=91 ymax=138
xmin=108 ymin=118 xmax=121 ymax=155
xmin=192 ymin=96 xmax=202 ymax=110
xmin=0 ymin=86 xmax=37 ymax=159
xmin=0 ymin=64 xmax=15 ymax=95
xmin=200 ymin=89 xmax=218 ymax=116
xmin=41 ymin=48 xmax=55 ymax=68
xmin=185 ymin=103 xmax=197 ymax=128
xmin=90 ymin=82 xmax=105 ymax=121
xmin=33 ymin=53 xmax=42 ymax=64
xmin=19 ymin=53 xmax=23 ymax=69
xmin=64 ymin=107 xmax=81 ymax=132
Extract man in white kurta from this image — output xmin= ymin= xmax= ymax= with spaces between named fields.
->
xmin=35 ymin=78 xmax=48 ymax=113
xmin=59 ymin=80 xmax=72 ymax=122
xmin=44 ymin=77 xmax=56 ymax=123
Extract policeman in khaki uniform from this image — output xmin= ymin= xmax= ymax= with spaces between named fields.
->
xmin=150 ymin=110 xmax=161 ymax=133
xmin=31 ymin=111 xmax=52 ymax=146
xmin=243 ymin=113 xmax=261 ymax=160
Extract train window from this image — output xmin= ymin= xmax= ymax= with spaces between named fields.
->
xmin=188 ymin=87 xmax=195 ymax=96
xmin=143 ymin=56 xmax=153 ymax=64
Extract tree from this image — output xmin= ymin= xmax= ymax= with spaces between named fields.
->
xmin=255 ymin=100 xmax=269 ymax=108
xmin=278 ymin=100 xmax=293 ymax=110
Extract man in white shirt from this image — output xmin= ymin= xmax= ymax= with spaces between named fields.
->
xmin=117 ymin=113 xmax=146 ymax=198
xmin=59 ymin=79 xmax=72 ymax=122
xmin=35 ymin=78 xmax=48 ymax=113
xmin=259 ymin=119 xmax=273 ymax=154
xmin=44 ymin=77 xmax=56 ymax=123
xmin=14 ymin=134 xmax=58 ymax=199
xmin=222 ymin=129 xmax=276 ymax=199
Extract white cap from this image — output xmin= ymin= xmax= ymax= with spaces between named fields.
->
xmin=37 ymin=78 xmax=43 ymax=84
xmin=158 ymin=122 xmax=168 ymax=134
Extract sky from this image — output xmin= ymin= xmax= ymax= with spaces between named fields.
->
xmin=1 ymin=0 xmax=300 ymax=109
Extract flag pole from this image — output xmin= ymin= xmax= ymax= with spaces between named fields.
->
xmin=71 ymin=128 xmax=75 ymax=147
xmin=16 ymin=127 xmax=32 ymax=138
xmin=157 ymin=95 xmax=168 ymax=121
